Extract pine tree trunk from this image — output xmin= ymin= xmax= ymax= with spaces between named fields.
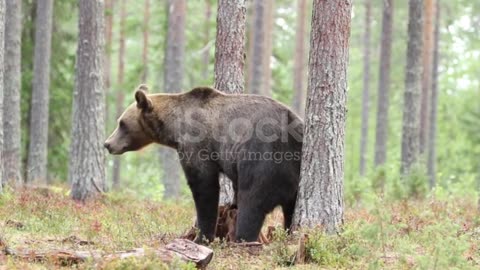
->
xmin=247 ymin=0 xmax=265 ymax=95
xmin=3 ymin=0 xmax=22 ymax=188
xmin=142 ymin=0 xmax=150 ymax=83
xmin=0 ymin=0 xmax=5 ymax=193
xmin=161 ymin=0 xmax=186 ymax=199
xmin=419 ymin=0 xmax=435 ymax=155
xmin=374 ymin=0 xmax=393 ymax=167
xmin=261 ymin=0 xmax=274 ymax=96
xmin=292 ymin=0 xmax=308 ymax=117
xmin=214 ymin=0 xmax=246 ymax=205
xmin=26 ymin=0 xmax=53 ymax=185
xmin=112 ymin=0 xmax=126 ymax=190
xmin=359 ymin=0 xmax=372 ymax=177
xmin=201 ymin=0 xmax=212 ymax=79
xmin=401 ymin=0 xmax=424 ymax=175
xmin=293 ymin=0 xmax=352 ymax=233
xmin=427 ymin=0 xmax=440 ymax=189
xmin=69 ymin=0 xmax=106 ymax=201
xmin=104 ymin=0 xmax=114 ymax=127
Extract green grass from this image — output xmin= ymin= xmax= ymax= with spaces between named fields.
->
xmin=0 ymin=188 xmax=479 ymax=269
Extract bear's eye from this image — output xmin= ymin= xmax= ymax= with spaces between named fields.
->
xmin=119 ymin=120 xmax=126 ymax=129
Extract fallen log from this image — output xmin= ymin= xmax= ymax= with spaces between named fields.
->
xmin=1 ymin=238 xmax=213 ymax=268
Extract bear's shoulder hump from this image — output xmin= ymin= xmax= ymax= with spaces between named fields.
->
xmin=187 ymin=87 xmax=222 ymax=100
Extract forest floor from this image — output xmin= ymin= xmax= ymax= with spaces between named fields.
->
xmin=0 ymin=189 xmax=480 ymax=269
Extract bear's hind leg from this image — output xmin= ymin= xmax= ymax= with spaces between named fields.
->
xmin=282 ymin=197 xmax=296 ymax=233
xmin=235 ymin=198 xmax=267 ymax=242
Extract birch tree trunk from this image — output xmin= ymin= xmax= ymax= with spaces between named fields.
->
xmin=359 ymin=0 xmax=372 ymax=177
xmin=293 ymin=0 xmax=352 ymax=233
xmin=214 ymin=0 xmax=246 ymax=205
xmin=69 ymin=0 xmax=106 ymax=201
xmin=427 ymin=0 xmax=440 ymax=189
xmin=3 ymin=0 xmax=22 ymax=188
xmin=161 ymin=0 xmax=186 ymax=199
xmin=292 ymin=0 xmax=308 ymax=117
xmin=374 ymin=0 xmax=393 ymax=167
xmin=401 ymin=0 xmax=424 ymax=175
xmin=419 ymin=0 xmax=435 ymax=155
xmin=26 ymin=0 xmax=53 ymax=185
xmin=111 ymin=0 xmax=126 ymax=190
xmin=0 ymin=0 xmax=5 ymax=193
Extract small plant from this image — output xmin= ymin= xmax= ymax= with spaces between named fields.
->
xmin=270 ymin=227 xmax=296 ymax=267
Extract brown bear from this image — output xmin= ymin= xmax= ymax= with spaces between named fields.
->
xmin=104 ymin=84 xmax=303 ymax=242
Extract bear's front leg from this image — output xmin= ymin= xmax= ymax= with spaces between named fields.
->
xmin=182 ymin=163 xmax=220 ymax=244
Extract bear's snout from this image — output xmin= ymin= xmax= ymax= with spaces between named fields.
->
xmin=103 ymin=141 xmax=112 ymax=153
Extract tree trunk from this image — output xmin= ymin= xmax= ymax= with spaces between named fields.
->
xmin=427 ymin=0 xmax=440 ymax=189
xmin=401 ymin=0 xmax=424 ymax=175
xmin=69 ymin=0 xmax=106 ymax=201
xmin=374 ymin=0 xmax=393 ymax=167
xmin=201 ymin=0 xmax=212 ymax=79
xmin=292 ymin=0 xmax=308 ymax=117
xmin=419 ymin=0 xmax=435 ymax=155
xmin=3 ymin=0 xmax=22 ymax=188
xmin=104 ymin=0 xmax=114 ymax=127
xmin=214 ymin=0 xmax=247 ymax=205
xmin=112 ymin=0 xmax=126 ymax=190
xmin=26 ymin=0 xmax=53 ymax=185
xmin=293 ymin=0 xmax=352 ymax=233
xmin=247 ymin=0 xmax=265 ymax=95
xmin=0 ymin=0 xmax=5 ymax=193
xmin=261 ymin=0 xmax=274 ymax=96
xmin=161 ymin=0 xmax=186 ymax=199
xmin=141 ymin=0 xmax=150 ymax=83
xmin=359 ymin=0 xmax=372 ymax=177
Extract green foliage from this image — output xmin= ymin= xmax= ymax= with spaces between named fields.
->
xmin=269 ymin=227 xmax=296 ymax=266
xmin=14 ymin=0 xmax=479 ymax=201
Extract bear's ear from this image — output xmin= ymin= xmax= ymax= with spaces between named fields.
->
xmin=135 ymin=88 xmax=153 ymax=112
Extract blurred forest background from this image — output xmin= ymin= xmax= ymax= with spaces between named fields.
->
xmin=4 ymin=0 xmax=480 ymax=202
xmin=1 ymin=0 xmax=480 ymax=268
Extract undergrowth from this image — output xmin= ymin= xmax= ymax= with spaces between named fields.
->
xmin=0 ymin=188 xmax=479 ymax=269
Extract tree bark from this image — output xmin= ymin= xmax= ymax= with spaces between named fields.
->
xmin=141 ymin=0 xmax=150 ymax=83
xmin=247 ymin=0 xmax=265 ymax=95
xmin=3 ymin=0 xmax=22 ymax=188
xmin=161 ymin=0 xmax=186 ymax=199
xmin=201 ymin=0 xmax=212 ymax=79
xmin=401 ymin=0 xmax=424 ymax=175
xmin=111 ymin=0 xmax=126 ymax=190
xmin=359 ymin=0 xmax=372 ymax=177
xmin=293 ymin=0 xmax=352 ymax=233
xmin=374 ymin=0 xmax=393 ymax=167
xmin=419 ymin=0 xmax=435 ymax=155
xmin=26 ymin=0 xmax=54 ymax=185
xmin=214 ymin=0 xmax=246 ymax=205
xmin=69 ymin=0 xmax=106 ymax=201
xmin=261 ymin=0 xmax=274 ymax=97
xmin=104 ymin=0 xmax=114 ymax=127
xmin=0 ymin=0 xmax=5 ymax=193
xmin=427 ymin=0 xmax=439 ymax=189
xmin=292 ymin=0 xmax=308 ymax=117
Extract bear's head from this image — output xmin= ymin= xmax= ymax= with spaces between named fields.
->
xmin=104 ymin=84 xmax=156 ymax=155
